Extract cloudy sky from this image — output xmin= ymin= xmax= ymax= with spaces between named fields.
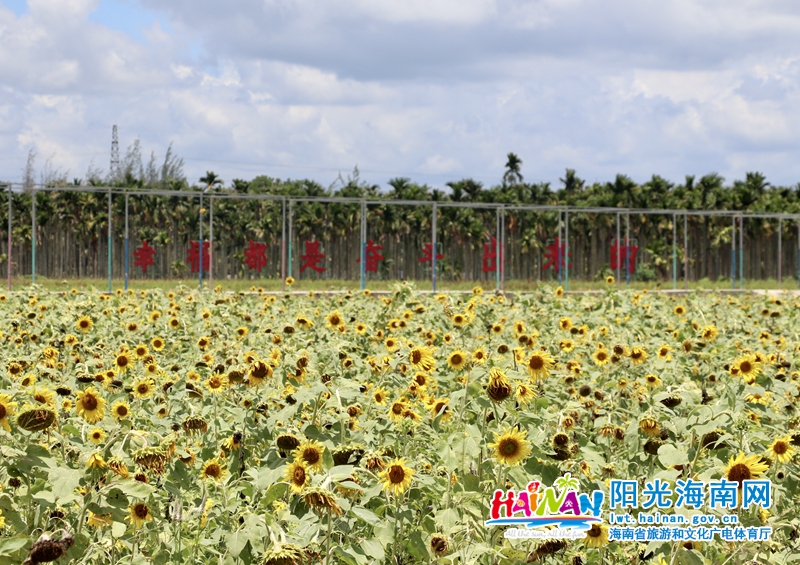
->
xmin=1 ymin=0 xmax=799 ymax=190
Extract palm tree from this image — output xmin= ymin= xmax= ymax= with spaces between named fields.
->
xmin=199 ymin=171 xmax=224 ymax=191
xmin=503 ymin=153 xmax=523 ymax=185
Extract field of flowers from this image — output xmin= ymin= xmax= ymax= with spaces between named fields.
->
xmin=0 ymin=281 xmax=797 ymax=565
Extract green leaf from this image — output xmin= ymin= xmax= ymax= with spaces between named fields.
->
xmin=657 ymin=444 xmax=689 ymax=468
xmin=351 ymin=507 xmax=381 ymax=526
xmin=360 ymin=539 xmax=385 ymax=562
xmin=263 ymin=482 xmax=287 ymax=506
xmin=112 ymin=480 xmax=156 ymax=499
xmin=112 ymin=521 xmax=127 ymax=538
xmin=0 ymin=537 xmax=28 ymax=557
xmin=49 ymin=467 xmax=82 ymax=503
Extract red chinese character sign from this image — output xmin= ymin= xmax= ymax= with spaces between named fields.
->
xmin=300 ymin=240 xmax=325 ymax=273
xmin=418 ymin=242 xmax=444 ymax=263
xmin=482 ymin=237 xmax=504 ymax=273
xmin=357 ymin=239 xmax=384 ymax=273
xmin=187 ymin=241 xmax=211 ymax=273
xmin=610 ymin=239 xmax=638 ymax=274
xmin=243 ymin=240 xmax=268 ymax=273
xmin=133 ymin=241 xmax=156 ymax=274
xmin=542 ymin=237 xmax=571 ymax=273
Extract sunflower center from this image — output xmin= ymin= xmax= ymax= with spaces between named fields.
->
xmin=631 ymin=351 xmax=642 ymax=359
xmin=303 ymin=449 xmax=320 ymax=465
xmin=134 ymin=504 xmax=149 ymax=519
xmin=116 ymin=405 xmax=128 ymax=417
xmin=293 ymin=466 xmax=306 ymax=484
xmin=740 ymin=361 xmax=753 ymax=373
xmin=773 ymin=441 xmax=789 ymax=455
xmin=529 ymin=356 xmax=544 ymax=370
xmin=209 ymin=377 xmax=221 ymax=389
xmin=206 ymin=464 xmax=221 ymax=478
xmin=411 ymin=351 xmax=422 ymax=364
xmin=597 ymin=352 xmax=607 ymax=361
xmin=500 ymin=439 xmax=519 ymax=456
xmin=330 ymin=315 xmax=340 ymax=326
xmin=451 ymin=354 xmax=463 ymax=365
xmin=587 ymin=524 xmax=601 ymax=538
xmin=0 ymin=405 xmax=6 ymax=419
xmin=82 ymin=394 xmax=98 ymax=411
xmin=614 ymin=346 xmax=624 ymax=355
xmin=137 ymin=384 xmax=149 ymax=394
xmin=388 ymin=465 xmax=406 ymax=484
xmin=554 ymin=434 xmax=569 ymax=446
xmin=392 ymin=403 xmax=404 ymax=415
xmin=727 ymin=463 xmax=751 ymax=483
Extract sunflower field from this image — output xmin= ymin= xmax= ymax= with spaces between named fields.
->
xmin=0 ymin=282 xmax=798 ymax=565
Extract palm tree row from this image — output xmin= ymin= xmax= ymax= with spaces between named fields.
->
xmin=1 ymin=155 xmax=799 ymax=283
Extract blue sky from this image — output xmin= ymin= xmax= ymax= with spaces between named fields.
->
xmin=1 ymin=0 xmax=800 ymax=191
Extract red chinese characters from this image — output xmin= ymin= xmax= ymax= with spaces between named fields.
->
xmin=418 ymin=242 xmax=444 ymax=263
xmin=610 ymin=239 xmax=638 ymax=274
xmin=243 ymin=240 xmax=268 ymax=273
xmin=186 ymin=241 xmax=211 ymax=273
xmin=300 ymin=240 xmax=325 ymax=273
xmin=482 ymin=237 xmax=503 ymax=273
xmin=542 ymin=237 xmax=570 ymax=273
xmin=133 ymin=241 xmax=156 ymax=274
xmin=357 ymin=239 xmax=384 ymax=273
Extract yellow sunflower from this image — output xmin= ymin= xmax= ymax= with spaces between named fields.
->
xmin=111 ymin=400 xmax=130 ymax=421
xmin=526 ymin=350 xmax=555 ymax=381
xmin=76 ymin=316 xmax=93 ymax=332
xmin=132 ymin=378 xmax=155 ymax=399
xmin=724 ymin=452 xmax=769 ymax=486
xmin=472 ymin=347 xmax=488 ymax=365
xmin=488 ymin=426 xmax=532 ymax=466
xmin=378 ymin=458 xmax=415 ymax=496
xmin=204 ymin=374 xmax=229 ymax=395
xmin=325 ymin=310 xmax=344 ymax=329
xmin=127 ymin=502 xmax=152 ymax=529
xmin=592 ymin=348 xmax=610 ymax=367
xmin=75 ymin=387 xmax=106 ymax=424
xmin=88 ymin=427 xmax=107 ymax=445
xmin=372 ymin=387 xmax=388 ymax=406
xmin=201 ymin=458 xmax=228 ymax=482
xmin=293 ymin=440 xmax=325 ymax=473
xmin=583 ymin=523 xmax=609 ymax=548
xmin=151 ymin=337 xmax=165 ymax=351
xmin=0 ymin=394 xmax=19 ymax=432
xmin=446 ymin=350 xmax=469 ymax=371
xmin=285 ymin=460 xmax=310 ymax=494
xmin=409 ymin=346 xmax=436 ymax=373
xmin=767 ymin=437 xmax=795 ymax=464
xmin=629 ymin=346 xmax=647 ymax=365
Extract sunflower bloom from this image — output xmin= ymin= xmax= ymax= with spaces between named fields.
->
xmin=724 ymin=452 xmax=769 ymax=486
xmin=0 ymin=394 xmax=19 ymax=432
xmin=488 ymin=426 xmax=532 ymax=466
xmin=583 ymin=523 xmax=609 ymax=548
xmin=293 ymin=440 xmax=325 ymax=473
xmin=409 ymin=346 xmax=436 ymax=373
xmin=378 ymin=458 xmax=414 ymax=496
xmin=201 ymin=458 xmax=228 ymax=482
xmin=285 ymin=460 xmax=310 ymax=494
xmin=75 ymin=387 xmax=106 ymax=424
xmin=127 ymin=502 xmax=152 ymax=529
xmin=447 ymin=350 xmax=468 ymax=371
xmin=527 ymin=350 xmax=555 ymax=381
xmin=767 ymin=437 xmax=795 ymax=464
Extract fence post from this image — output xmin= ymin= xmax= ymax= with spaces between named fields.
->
xmin=288 ymin=200 xmax=293 ymax=285
xmin=107 ymin=189 xmax=112 ymax=292
xmin=731 ymin=215 xmax=736 ymax=289
xmin=199 ymin=191 xmax=204 ymax=290
xmin=683 ymin=213 xmax=688 ymax=290
xmin=360 ymin=199 xmax=366 ymax=290
xmin=564 ymin=210 xmax=569 ymax=291
xmin=778 ymin=217 xmax=782 ymax=289
xmin=500 ymin=206 xmax=505 ymax=293
xmin=281 ymin=197 xmax=286 ymax=292
xmin=431 ymin=202 xmax=437 ymax=293
xmin=31 ymin=187 xmax=36 ymax=284
xmin=625 ymin=212 xmax=630 ymax=287
xmin=495 ymin=208 xmax=500 ymax=291
xmin=672 ymin=213 xmax=677 ymax=290
xmin=124 ymin=194 xmax=129 ymax=291
xmin=739 ymin=215 xmax=743 ymax=289
xmin=557 ymin=210 xmax=562 ymax=288
xmin=209 ymin=196 xmax=214 ymax=290
xmin=615 ymin=212 xmax=620 ymax=290
xmin=6 ymin=184 xmax=11 ymax=292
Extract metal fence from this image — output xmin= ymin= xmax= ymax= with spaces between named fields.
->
xmin=1 ymin=183 xmax=799 ymax=291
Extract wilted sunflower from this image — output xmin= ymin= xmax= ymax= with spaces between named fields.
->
xmin=767 ymin=437 xmax=795 ymax=464
xmin=527 ymin=350 xmax=555 ymax=381
xmin=409 ymin=346 xmax=436 ymax=372
xmin=303 ymin=487 xmax=343 ymax=516
xmin=75 ymin=387 xmax=106 ymax=424
xmin=293 ymin=440 xmax=325 ymax=473
xmin=378 ymin=458 xmax=414 ymax=496
xmin=447 ymin=350 xmax=468 ymax=371
xmin=430 ymin=534 xmax=449 ymax=556
xmin=515 ymin=383 xmax=537 ymax=405
xmin=488 ymin=426 xmax=532 ymax=466
xmin=724 ymin=452 xmax=769 ymax=486
xmin=201 ymin=458 xmax=228 ymax=482
xmin=583 ymin=523 xmax=609 ymax=548
xmin=261 ymin=543 xmax=305 ymax=565
xmin=248 ymin=361 xmax=273 ymax=387
xmin=127 ymin=502 xmax=152 ymax=529
xmin=285 ymin=460 xmax=310 ymax=494
xmin=639 ymin=415 xmax=660 ymax=437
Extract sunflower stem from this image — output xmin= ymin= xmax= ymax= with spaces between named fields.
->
xmin=324 ymin=508 xmax=333 ymax=565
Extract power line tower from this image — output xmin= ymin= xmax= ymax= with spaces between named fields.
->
xmin=110 ymin=125 xmax=120 ymax=182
